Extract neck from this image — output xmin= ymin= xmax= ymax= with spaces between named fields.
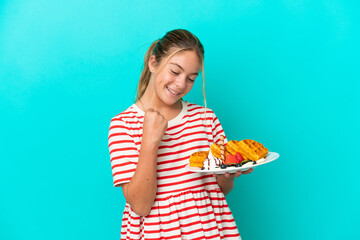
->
xmin=137 ymin=91 xmax=182 ymax=121
xmin=139 ymin=96 xmax=182 ymax=112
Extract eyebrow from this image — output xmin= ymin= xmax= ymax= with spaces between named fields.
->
xmin=170 ymin=63 xmax=199 ymax=76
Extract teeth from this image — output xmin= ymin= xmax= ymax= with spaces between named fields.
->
xmin=167 ymin=86 xmax=180 ymax=95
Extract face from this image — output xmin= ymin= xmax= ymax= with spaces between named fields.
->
xmin=149 ymin=50 xmax=201 ymax=106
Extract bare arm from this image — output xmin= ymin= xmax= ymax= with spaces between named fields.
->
xmin=121 ymin=141 xmax=158 ymax=216
xmin=121 ymin=108 xmax=167 ymax=216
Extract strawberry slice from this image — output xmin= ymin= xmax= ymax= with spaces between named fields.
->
xmin=225 ymin=153 xmax=239 ymax=165
xmin=236 ymin=152 xmax=244 ymax=162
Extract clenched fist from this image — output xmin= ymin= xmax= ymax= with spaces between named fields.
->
xmin=142 ymin=108 xmax=168 ymax=145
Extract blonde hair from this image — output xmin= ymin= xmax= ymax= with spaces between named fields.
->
xmin=135 ymin=29 xmax=207 ymax=108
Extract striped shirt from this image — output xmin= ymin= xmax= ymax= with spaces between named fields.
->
xmin=108 ymin=101 xmax=241 ymax=239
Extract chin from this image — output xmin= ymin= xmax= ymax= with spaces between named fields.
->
xmin=165 ymin=99 xmax=180 ymax=106
xmin=161 ymin=96 xmax=182 ymax=106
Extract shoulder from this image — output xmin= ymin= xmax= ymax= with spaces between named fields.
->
xmin=184 ymin=101 xmax=217 ymax=118
xmin=110 ymin=104 xmax=143 ymax=126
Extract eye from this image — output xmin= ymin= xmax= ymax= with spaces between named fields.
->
xmin=171 ymin=70 xmax=179 ymax=75
xmin=187 ymin=78 xmax=195 ymax=82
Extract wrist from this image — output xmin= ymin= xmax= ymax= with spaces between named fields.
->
xmin=142 ymin=133 xmax=162 ymax=146
xmin=141 ymin=139 xmax=159 ymax=150
xmin=139 ymin=140 xmax=159 ymax=160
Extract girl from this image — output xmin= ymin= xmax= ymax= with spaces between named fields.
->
xmin=108 ymin=29 xmax=253 ymax=239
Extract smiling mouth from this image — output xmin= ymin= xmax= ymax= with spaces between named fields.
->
xmin=166 ymin=86 xmax=181 ymax=96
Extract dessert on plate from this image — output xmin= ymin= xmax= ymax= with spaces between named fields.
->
xmin=189 ymin=151 xmax=208 ymax=168
xmin=189 ymin=136 xmax=269 ymax=170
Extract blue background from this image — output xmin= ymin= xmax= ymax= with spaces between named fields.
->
xmin=1 ymin=1 xmax=359 ymax=239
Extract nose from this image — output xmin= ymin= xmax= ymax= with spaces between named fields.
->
xmin=175 ymin=76 xmax=186 ymax=89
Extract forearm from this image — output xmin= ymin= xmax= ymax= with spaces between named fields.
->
xmin=123 ymin=141 xmax=158 ymax=216
xmin=216 ymin=175 xmax=235 ymax=196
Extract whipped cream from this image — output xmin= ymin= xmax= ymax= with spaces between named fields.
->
xmin=256 ymin=158 xmax=266 ymax=164
xmin=203 ymin=150 xmax=222 ymax=170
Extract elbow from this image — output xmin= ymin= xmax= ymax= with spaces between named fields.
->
xmin=135 ymin=209 xmax=151 ymax=217
xmin=127 ymin=194 xmax=155 ymax=217
xmin=131 ymin=202 xmax=153 ymax=217
xmin=122 ymin=183 xmax=157 ymax=216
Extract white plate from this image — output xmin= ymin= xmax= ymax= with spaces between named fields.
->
xmin=185 ymin=152 xmax=279 ymax=174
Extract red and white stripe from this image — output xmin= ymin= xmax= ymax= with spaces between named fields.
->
xmin=108 ymin=101 xmax=241 ymax=239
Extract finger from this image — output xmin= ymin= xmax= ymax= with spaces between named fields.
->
xmin=154 ymin=110 xmax=166 ymax=119
xmin=235 ymin=171 xmax=242 ymax=177
xmin=242 ymin=170 xmax=250 ymax=174
xmin=242 ymin=168 xmax=254 ymax=174
xmin=224 ymin=172 xmax=230 ymax=177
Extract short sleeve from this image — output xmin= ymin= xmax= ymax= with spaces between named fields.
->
xmin=211 ymin=112 xmax=228 ymax=145
xmin=108 ymin=117 xmax=139 ymax=187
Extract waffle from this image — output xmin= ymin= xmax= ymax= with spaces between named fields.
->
xmin=189 ymin=151 xmax=208 ymax=168
xmin=226 ymin=139 xmax=268 ymax=161
xmin=210 ymin=143 xmax=230 ymax=159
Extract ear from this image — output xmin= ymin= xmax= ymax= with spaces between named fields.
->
xmin=148 ymin=55 xmax=158 ymax=73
